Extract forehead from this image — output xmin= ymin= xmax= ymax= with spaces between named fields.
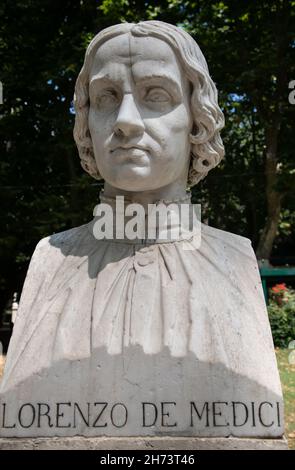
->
xmin=90 ymin=33 xmax=184 ymax=83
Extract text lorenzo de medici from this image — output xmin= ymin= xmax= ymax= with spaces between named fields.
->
xmin=0 ymin=400 xmax=282 ymax=430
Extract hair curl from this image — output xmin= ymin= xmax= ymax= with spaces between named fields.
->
xmin=73 ymin=21 xmax=225 ymax=187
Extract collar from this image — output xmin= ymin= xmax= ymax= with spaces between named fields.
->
xmin=87 ymin=191 xmax=199 ymax=245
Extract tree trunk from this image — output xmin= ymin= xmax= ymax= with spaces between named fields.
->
xmin=255 ymin=1 xmax=289 ymax=262
xmin=256 ymin=125 xmax=282 ymax=261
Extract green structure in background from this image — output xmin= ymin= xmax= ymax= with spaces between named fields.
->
xmin=260 ymin=267 xmax=295 ymax=303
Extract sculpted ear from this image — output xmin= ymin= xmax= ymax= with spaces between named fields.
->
xmin=80 ymin=146 xmax=102 ymax=180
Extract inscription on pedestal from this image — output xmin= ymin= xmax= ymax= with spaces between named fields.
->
xmin=0 ymin=400 xmax=283 ymax=433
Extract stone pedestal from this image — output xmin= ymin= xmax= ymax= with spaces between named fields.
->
xmin=0 ymin=436 xmax=288 ymax=450
xmin=0 ymin=346 xmax=285 ymax=439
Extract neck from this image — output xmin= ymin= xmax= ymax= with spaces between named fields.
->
xmin=103 ymin=181 xmax=189 ymax=206
xmin=92 ymin=182 xmax=196 ymax=244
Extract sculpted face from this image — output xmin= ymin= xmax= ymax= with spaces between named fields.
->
xmin=88 ymin=33 xmax=193 ymax=192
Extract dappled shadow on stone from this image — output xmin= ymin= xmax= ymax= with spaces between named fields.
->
xmin=48 ymin=223 xmax=135 ymax=279
xmin=0 ymin=346 xmax=284 ymax=438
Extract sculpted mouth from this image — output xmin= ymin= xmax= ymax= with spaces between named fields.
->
xmin=109 ymin=146 xmax=150 ymax=166
xmin=110 ymin=145 xmax=149 ymax=153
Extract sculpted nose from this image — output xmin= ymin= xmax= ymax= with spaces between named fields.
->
xmin=114 ymin=94 xmax=144 ymax=137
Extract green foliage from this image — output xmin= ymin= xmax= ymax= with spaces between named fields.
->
xmin=268 ymin=285 xmax=295 ymax=347
xmin=185 ymin=0 xmax=295 ymax=252
xmin=276 ymin=349 xmax=295 ymax=449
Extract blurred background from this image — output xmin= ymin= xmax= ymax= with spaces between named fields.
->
xmin=0 ymin=0 xmax=294 ymax=445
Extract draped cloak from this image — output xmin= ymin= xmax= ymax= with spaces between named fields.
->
xmin=0 ymin=212 xmax=284 ymax=437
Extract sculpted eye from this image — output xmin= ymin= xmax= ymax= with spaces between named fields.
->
xmin=145 ymin=88 xmax=171 ymax=103
xmin=96 ymin=89 xmax=119 ymax=108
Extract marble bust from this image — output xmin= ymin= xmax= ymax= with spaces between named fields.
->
xmin=0 ymin=21 xmax=284 ymax=443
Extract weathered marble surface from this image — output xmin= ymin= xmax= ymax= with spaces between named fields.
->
xmin=0 ymin=222 xmax=284 ymax=438
xmin=0 ymin=436 xmax=288 ymax=450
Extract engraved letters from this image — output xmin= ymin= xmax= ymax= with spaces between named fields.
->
xmin=0 ymin=400 xmax=282 ymax=431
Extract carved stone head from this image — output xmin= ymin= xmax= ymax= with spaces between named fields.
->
xmin=73 ymin=21 xmax=225 ymax=189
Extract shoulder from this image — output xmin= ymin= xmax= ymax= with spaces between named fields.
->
xmin=201 ymin=223 xmax=253 ymax=253
xmin=198 ymin=223 xmax=258 ymax=268
xmin=197 ymin=224 xmax=263 ymax=296
xmin=201 ymin=223 xmax=251 ymax=247
xmin=33 ymin=222 xmax=94 ymax=256
xmin=15 ymin=223 xmax=96 ymax=319
xmin=25 ymin=223 xmax=96 ymax=281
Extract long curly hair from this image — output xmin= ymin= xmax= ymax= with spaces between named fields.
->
xmin=73 ymin=21 xmax=225 ymax=187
